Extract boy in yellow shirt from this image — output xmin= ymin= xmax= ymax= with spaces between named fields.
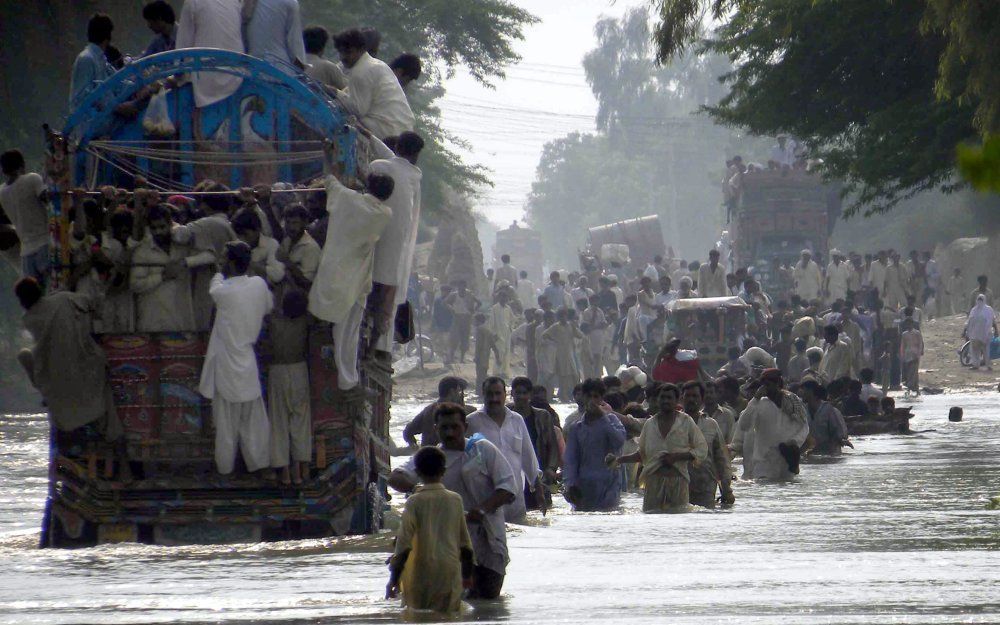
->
xmin=387 ymin=446 xmax=474 ymax=614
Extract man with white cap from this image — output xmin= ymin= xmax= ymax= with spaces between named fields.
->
xmin=792 ymin=249 xmax=823 ymax=303
xmin=825 ymin=249 xmax=851 ymax=305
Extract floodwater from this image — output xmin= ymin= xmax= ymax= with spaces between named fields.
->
xmin=1 ymin=393 xmax=999 ymax=624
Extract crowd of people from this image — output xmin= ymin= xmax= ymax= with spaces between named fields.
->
xmin=4 ymin=2 xmax=998 ymax=616
xmin=388 ymin=365 xmax=855 ymax=611
xmin=385 ymin=240 xmax=1000 ymax=614
xmin=3 ymin=2 xmax=426 ymax=485
xmin=424 ymin=245 xmax=998 ymax=405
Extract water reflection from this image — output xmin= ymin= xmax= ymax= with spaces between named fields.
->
xmin=1 ymin=395 xmax=999 ymax=624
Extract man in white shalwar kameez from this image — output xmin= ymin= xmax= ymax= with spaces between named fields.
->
xmin=825 ymin=250 xmax=851 ymax=304
xmin=199 ymin=242 xmax=273 ymax=475
xmin=466 ymin=377 xmax=544 ymax=522
xmin=368 ymin=131 xmax=423 ymax=353
xmin=175 ymin=0 xmax=244 ymax=108
xmin=333 ymin=29 xmax=415 ymax=140
xmin=485 ymin=290 xmax=515 ymax=379
xmin=869 ymin=251 xmax=889 ymax=299
xmin=698 ymin=249 xmax=728 ymax=298
xmin=792 ymin=250 xmax=823 ymax=303
xmin=731 ymin=369 xmax=810 ymax=481
xmin=883 ymin=253 xmax=911 ymax=310
xmin=308 ymin=148 xmax=393 ymax=392
xmin=820 ymin=324 xmax=856 ymax=381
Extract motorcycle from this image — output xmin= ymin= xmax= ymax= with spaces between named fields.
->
xmin=957 ymin=337 xmax=1000 ymax=366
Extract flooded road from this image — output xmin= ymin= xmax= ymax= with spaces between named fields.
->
xmin=1 ymin=393 xmax=999 ymax=624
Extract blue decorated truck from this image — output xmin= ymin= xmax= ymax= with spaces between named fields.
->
xmin=40 ymin=49 xmax=391 ymax=547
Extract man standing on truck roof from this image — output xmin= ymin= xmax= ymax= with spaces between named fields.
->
xmin=244 ymin=0 xmax=307 ymax=73
xmin=792 ymin=249 xmax=823 ymax=303
xmin=698 ymin=249 xmax=727 ymax=298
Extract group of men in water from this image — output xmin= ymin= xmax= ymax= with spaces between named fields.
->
xmin=386 ymin=242 xmax=1000 ymax=613
xmin=3 ymin=3 xmax=426 ymax=484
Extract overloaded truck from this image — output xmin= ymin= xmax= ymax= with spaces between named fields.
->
xmin=730 ymin=169 xmax=841 ymax=290
xmin=585 ymin=215 xmax=667 ymax=273
xmin=39 ymin=49 xmax=390 ymax=547
xmin=493 ymin=221 xmax=544 ymax=285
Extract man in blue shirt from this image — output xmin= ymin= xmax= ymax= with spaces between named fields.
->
xmin=563 ymin=378 xmax=627 ymax=511
xmin=70 ymin=14 xmax=116 ymax=107
xmin=244 ymin=0 xmax=307 ymax=73
xmin=542 ymin=271 xmax=568 ymax=311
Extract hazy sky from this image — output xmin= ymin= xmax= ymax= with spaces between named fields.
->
xmin=438 ymin=0 xmax=643 ymax=228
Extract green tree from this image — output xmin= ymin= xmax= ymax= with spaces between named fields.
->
xmin=584 ymin=7 xmax=731 ymax=140
xmin=300 ymin=0 xmax=537 ymax=216
xmin=656 ymin=0 xmax=978 ymax=214
xmin=958 ymin=136 xmax=1000 ymax=194
xmin=922 ymin=0 xmax=1000 ymax=135
xmin=649 ymin=0 xmax=990 ymax=215
xmin=527 ymin=7 xmax=759 ymax=266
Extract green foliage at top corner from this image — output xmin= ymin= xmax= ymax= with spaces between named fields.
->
xmin=300 ymin=0 xmax=537 ymax=213
xmin=302 ymin=0 xmax=537 ymax=86
xmin=958 ymin=136 xmax=1000 ymax=194
xmin=648 ymin=0 xmax=997 ymax=217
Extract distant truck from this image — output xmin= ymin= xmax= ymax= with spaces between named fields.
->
xmin=586 ymin=215 xmax=666 ymax=273
xmin=493 ymin=221 xmax=545 ymax=285
xmin=731 ymin=168 xmax=840 ymax=281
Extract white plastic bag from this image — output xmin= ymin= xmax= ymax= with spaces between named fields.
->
xmin=143 ymin=91 xmax=175 ymax=137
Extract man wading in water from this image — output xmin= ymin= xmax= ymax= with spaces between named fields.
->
xmin=390 ymin=403 xmax=516 ymax=599
xmin=681 ymin=380 xmax=735 ymax=509
xmin=731 ymin=369 xmax=810 ymax=481
xmin=610 ymin=384 xmax=707 ymax=513
xmin=466 ymin=377 xmax=547 ymax=522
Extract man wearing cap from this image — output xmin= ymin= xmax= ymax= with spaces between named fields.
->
xmin=401 ymin=376 xmax=473 ymax=447
xmin=730 ymin=368 xmax=810 ymax=481
xmin=199 ymin=241 xmax=274 ymax=475
xmin=769 ymin=134 xmax=796 ymax=169
xmin=825 ymin=249 xmax=851 ymax=305
xmin=698 ymin=249 xmax=727 ymax=298
xmin=792 ymin=250 xmax=822 ymax=303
